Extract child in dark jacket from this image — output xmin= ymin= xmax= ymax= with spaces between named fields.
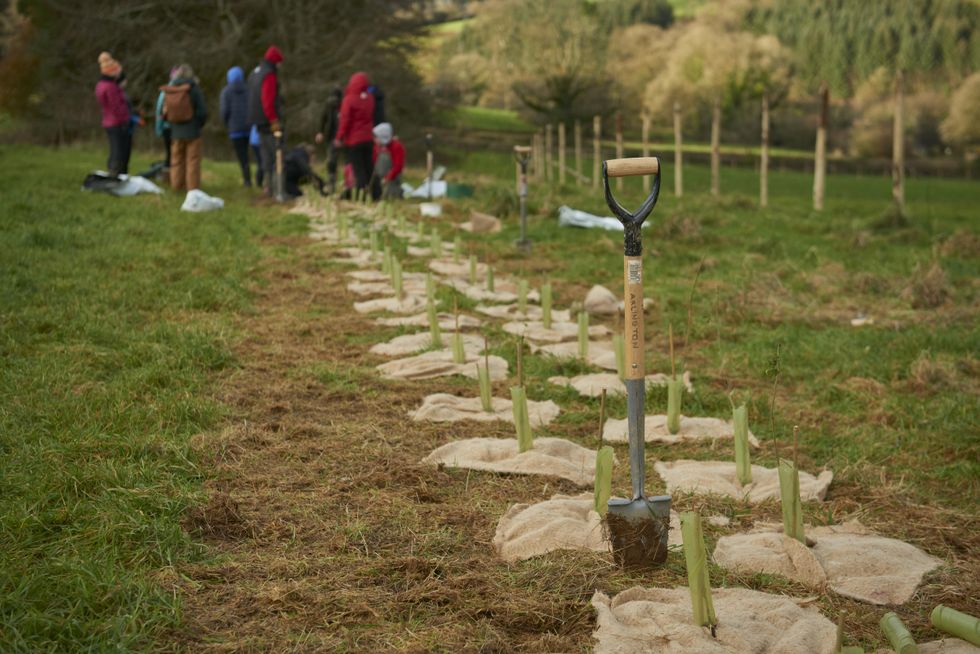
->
xmin=221 ymin=66 xmax=252 ymax=186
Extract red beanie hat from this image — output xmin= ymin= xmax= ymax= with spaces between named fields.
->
xmin=265 ymin=46 xmax=283 ymax=64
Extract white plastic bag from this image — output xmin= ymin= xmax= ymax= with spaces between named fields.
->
xmin=181 ymin=189 xmax=225 ymax=212
xmin=85 ymin=172 xmax=163 ymax=196
xmin=409 ymin=180 xmax=447 ymax=198
xmin=558 ymin=205 xmax=650 ymax=231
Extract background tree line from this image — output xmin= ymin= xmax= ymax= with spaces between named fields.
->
xmin=432 ymin=0 xmax=980 ymax=159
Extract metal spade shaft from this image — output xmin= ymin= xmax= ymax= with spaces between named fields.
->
xmin=603 ymin=156 xmax=671 ymax=567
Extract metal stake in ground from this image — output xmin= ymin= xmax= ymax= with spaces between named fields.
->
xmin=514 ymin=145 xmax=532 ymax=252
xmin=425 ymin=133 xmax=434 ymax=201
xmin=603 ymin=155 xmax=671 ymax=567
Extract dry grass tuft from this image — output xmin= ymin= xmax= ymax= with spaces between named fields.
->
xmin=907 ymin=352 xmax=960 ymax=394
xmin=939 ymin=229 xmax=980 ymax=258
xmin=658 ymin=213 xmax=703 ymax=241
xmin=183 ymin=491 xmax=253 ymax=540
xmin=904 ymin=261 xmax=949 ymax=309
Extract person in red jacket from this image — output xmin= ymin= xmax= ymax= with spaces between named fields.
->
xmin=94 ymin=51 xmax=132 ymax=176
xmin=371 ymin=122 xmax=405 ymax=200
xmin=333 ymin=71 xmax=375 ymax=200
xmin=247 ymin=45 xmax=284 ymax=196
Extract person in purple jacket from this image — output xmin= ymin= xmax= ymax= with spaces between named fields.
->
xmin=94 ymin=52 xmax=132 ymax=176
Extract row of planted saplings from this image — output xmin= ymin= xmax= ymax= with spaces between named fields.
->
xmin=331 ymin=194 xmax=980 ymax=653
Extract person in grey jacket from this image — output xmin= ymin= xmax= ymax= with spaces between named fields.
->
xmin=166 ymin=63 xmax=208 ymax=191
xmin=220 ymin=66 xmax=252 ymax=186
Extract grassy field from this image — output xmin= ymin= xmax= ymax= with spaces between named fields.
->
xmin=0 ymin=141 xmax=977 ymax=651
xmin=439 ymin=148 xmax=979 ymax=506
xmin=0 ymin=145 xmax=304 ymax=651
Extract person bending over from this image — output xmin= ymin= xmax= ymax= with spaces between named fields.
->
xmin=284 ymin=144 xmax=327 ymax=198
xmin=371 ymin=122 xmax=405 ymax=200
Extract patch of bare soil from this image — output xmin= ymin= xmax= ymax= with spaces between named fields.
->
xmin=168 ymin=237 xmax=979 ymax=652
xmin=170 ymin=242 xmax=610 ymax=652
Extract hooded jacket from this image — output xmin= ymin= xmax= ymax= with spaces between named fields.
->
xmin=220 ymin=66 xmax=250 ymax=138
xmin=95 ymin=75 xmax=130 ymax=128
xmin=335 ymin=72 xmax=375 ymax=146
xmin=248 ymin=46 xmax=283 ymax=129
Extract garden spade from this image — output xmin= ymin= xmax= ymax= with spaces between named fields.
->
xmin=273 ymin=128 xmax=286 ymax=202
xmin=425 ymin=133 xmax=434 ymax=201
xmin=603 ymin=156 xmax=672 ymax=567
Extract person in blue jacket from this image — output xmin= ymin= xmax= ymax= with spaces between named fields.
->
xmin=220 ymin=66 xmax=252 ymax=186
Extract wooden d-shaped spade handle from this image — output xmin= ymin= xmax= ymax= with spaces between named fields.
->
xmin=605 ymin=157 xmax=660 ymax=178
xmin=623 ymin=256 xmax=644 ymax=380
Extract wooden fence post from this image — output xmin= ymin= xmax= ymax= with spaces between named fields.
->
xmin=558 ymin=122 xmax=566 ymax=186
xmin=760 ymin=92 xmax=770 ymax=208
xmin=615 ymin=113 xmax=624 ymax=192
xmin=592 ymin=115 xmax=601 ymax=190
xmin=642 ymin=114 xmax=651 ymax=193
xmin=574 ymin=119 xmax=583 ymax=187
xmin=545 ymin=124 xmax=553 ymax=183
xmin=674 ymin=101 xmax=683 ymax=197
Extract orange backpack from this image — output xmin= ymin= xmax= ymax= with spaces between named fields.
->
xmin=160 ymin=84 xmax=193 ymax=123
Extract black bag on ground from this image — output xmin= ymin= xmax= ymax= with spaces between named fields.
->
xmin=82 ymin=172 xmax=123 ymax=193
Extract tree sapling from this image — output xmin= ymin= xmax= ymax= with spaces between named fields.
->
xmin=517 ymin=279 xmax=528 ymax=314
xmin=541 ymin=282 xmax=553 ymax=328
xmin=931 ymin=605 xmax=980 ymax=646
xmin=430 ymin=229 xmax=442 ymax=257
xmin=427 ymin=300 xmax=442 ymax=348
xmin=681 ymin=511 xmax=717 ymax=631
xmin=778 ymin=429 xmax=805 ymax=543
xmin=578 ymin=311 xmax=589 ymax=358
xmin=667 ymin=324 xmax=682 ymax=434
xmin=511 ymin=385 xmax=532 ymax=453
xmin=478 ymin=336 xmax=492 ymax=412
xmin=451 ymin=301 xmax=465 ymax=363
xmin=382 ymin=245 xmax=392 ymax=275
xmin=880 ymin=612 xmax=918 ymax=654
xmin=391 ymin=256 xmax=403 ymax=298
xmin=613 ymin=334 xmax=625 ymax=379
xmin=338 ymin=212 xmax=349 ymax=241
xmin=594 ymin=446 xmax=614 ymax=516
xmin=733 ymin=401 xmax=752 ymax=485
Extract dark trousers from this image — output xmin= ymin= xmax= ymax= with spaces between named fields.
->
xmin=326 ymin=142 xmax=339 ymax=191
xmin=231 ymin=137 xmax=251 ymax=186
xmin=162 ymin=128 xmax=172 ymax=168
xmin=252 ymin=145 xmax=264 ymax=187
xmin=347 ymin=141 xmax=374 ymax=196
xmin=106 ymin=125 xmax=132 ymax=176
xmin=258 ymin=130 xmax=277 ymax=195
